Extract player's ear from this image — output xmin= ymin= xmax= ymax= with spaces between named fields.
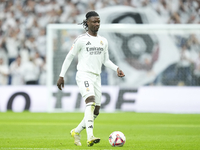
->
xmin=87 ymin=18 xmax=91 ymax=24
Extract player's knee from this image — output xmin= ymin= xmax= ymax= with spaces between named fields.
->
xmin=85 ymin=96 xmax=95 ymax=104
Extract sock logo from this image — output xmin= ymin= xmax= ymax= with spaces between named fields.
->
xmin=88 ymin=120 xmax=93 ymax=122
xmin=88 ymin=125 xmax=93 ymax=129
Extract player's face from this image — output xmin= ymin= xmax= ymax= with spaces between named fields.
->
xmin=87 ymin=16 xmax=100 ymax=35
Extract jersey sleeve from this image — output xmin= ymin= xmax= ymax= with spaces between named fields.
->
xmin=103 ymin=39 xmax=118 ymax=71
xmin=59 ymin=38 xmax=81 ymax=77
xmin=70 ymin=37 xmax=82 ymax=55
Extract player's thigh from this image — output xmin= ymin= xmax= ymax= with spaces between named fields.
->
xmin=76 ymin=71 xmax=95 ymax=101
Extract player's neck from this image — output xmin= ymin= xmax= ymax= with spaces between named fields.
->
xmin=87 ymin=31 xmax=97 ymax=37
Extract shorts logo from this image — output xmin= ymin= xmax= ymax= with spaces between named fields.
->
xmin=86 ymin=88 xmax=90 ymax=91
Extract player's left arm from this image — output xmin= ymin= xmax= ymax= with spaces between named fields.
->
xmin=103 ymin=40 xmax=125 ymax=77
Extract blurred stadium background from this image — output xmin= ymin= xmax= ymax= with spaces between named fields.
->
xmin=0 ymin=0 xmax=200 ymax=113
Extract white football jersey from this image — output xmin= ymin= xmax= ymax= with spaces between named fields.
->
xmin=70 ymin=32 xmax=118 ymax=75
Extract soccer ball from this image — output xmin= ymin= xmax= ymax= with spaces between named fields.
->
xmin=109 ymin=131 xmax=126 ymax=147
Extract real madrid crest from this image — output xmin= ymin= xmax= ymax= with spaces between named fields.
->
xmin=100 ymin=41 xmax=103 ymax=45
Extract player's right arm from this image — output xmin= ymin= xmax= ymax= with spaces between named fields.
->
xmin=57 ymin=38 xmax=81 ymax=90
xmin=57 ymin=50 xmax=75 ymax=90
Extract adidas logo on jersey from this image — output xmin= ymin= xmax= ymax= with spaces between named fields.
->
xmin=86 ymin=41 xmax=91 ymax=45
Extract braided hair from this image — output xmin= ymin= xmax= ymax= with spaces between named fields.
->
xmin=79 ymin=11 xmax=99 ymax=31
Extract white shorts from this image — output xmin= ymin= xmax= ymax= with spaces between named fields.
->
xmin=76 ymin=71 xmax=101 ymax=106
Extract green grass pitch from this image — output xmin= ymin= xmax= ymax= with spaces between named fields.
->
xmin=0 ymin=112 xmax=200 ymax=150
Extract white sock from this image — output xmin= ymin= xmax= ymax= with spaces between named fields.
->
xmin=75 ymin=118 xmax=85 ymax=133
xmin=85 ymin=102 xmax=95 ymax=140
xmin=75 ymin=114 xmax=98 ymax=133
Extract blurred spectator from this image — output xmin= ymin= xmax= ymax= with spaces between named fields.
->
xmin=33 ymin=51 xmax=44 ymax=69
xmin=0 ymin=37 xmax=7 ymax=64
xmin=19 ymin=41 xmax=30 ymax=63
xmin=35 ymin=0 xmax=47 ymax=14
xmin=0 ymin=57 xmax=9 ymax=85
xmin=33 ymin=51 xmax=45 ymax=84
xmin=2 ymin=11 xmax=17 ymax=31
xmin=178 ymin=0 xmax=191 ymax=24
xmin=155 ymin=0 xmax=171 ymax=23
xmin=59 ymin=0 xmax=78 ymax=23
xmin=35 ymin=28 xmax=46 ymax=58
xmin=47 ymin=9 xmax=60 ymax=24
xmin=23 ymin=0 xmax=36 ymax=13
xmin=14 ymin=1 xmax=24 ymax=19
xmin=0 ymin=19 xmax=3 ymax=36
xmin=20 ymin=11 xmax=35 ymax=30
xmin=36 ymin=12 xmax=47 ymax=28
xmin=179 ymin=0 xmax=199 ymax=24
xmin=94 ymin=0 xmax=119 ymax=9
xmin=9 ymin=55 xmax=24 ymax=85
xmin=20 ymin=57 xmax=40 ymax=85
xmin=25 ymin=36 xmax=37 ymax=59
xmin=15 ymin=19 xmax=25 ymax=41
xmin=168 ymin=12 xmax=181 ymax=24
xmin=5 ymin=29 xmax=20 ymax=65
xmin=30 ymin=18 xmax=40 ymax=38
xmin=46 ymin=0 xmax=61 ymax=13
xmin=39 ymin=57 xmax=47 ymax=85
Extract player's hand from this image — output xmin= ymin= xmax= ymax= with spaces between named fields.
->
xmin=117 ymin=68 xmax=125 ymax=77
xmin=57 ymin=77 xmax=64 ymax=90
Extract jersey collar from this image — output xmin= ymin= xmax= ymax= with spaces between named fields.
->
xmin=86 ymin=32 xmax=98 ymax=37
